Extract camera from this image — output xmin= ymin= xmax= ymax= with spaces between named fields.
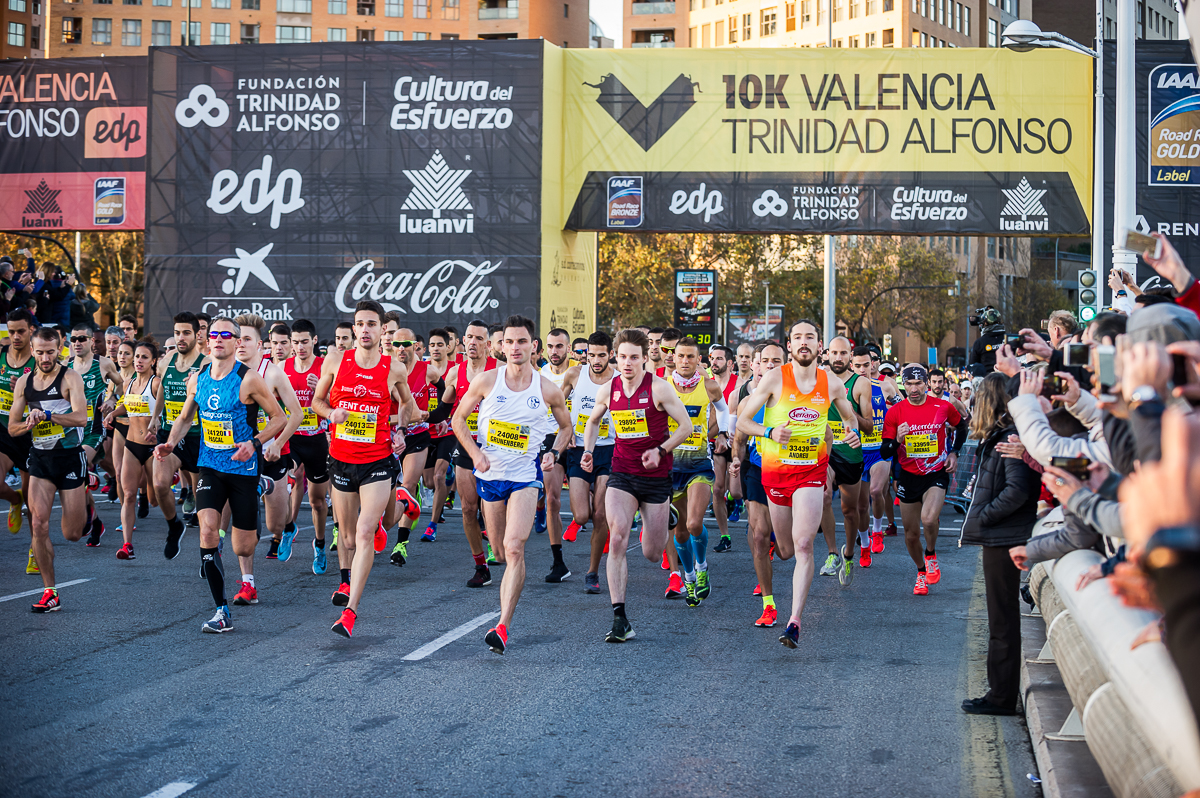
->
xmin=969 ymin=306 xmax=1001 ymax=327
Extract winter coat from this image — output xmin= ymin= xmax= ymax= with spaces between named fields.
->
xmin=960 ymin=423 xmax=1040 ymax=548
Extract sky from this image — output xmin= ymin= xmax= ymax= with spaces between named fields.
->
xmin=590 ymin=0 xmax=623 ymax=45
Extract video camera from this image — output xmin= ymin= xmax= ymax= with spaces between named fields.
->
xmin=968 ymin=306 xmax=1001 ymax=327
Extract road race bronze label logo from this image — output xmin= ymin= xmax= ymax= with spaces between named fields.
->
xmin=583 ymin=74 xmax=698 ymax=151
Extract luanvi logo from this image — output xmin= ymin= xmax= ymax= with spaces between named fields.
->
xmin=399 ymin=150 xmax=474 ymax=234
xmin=1000 ymin=177 xmax=1048 ymax=232
xmin=582 ymin=74 xmax=699 ymax=152
xmin=23 ymin=180 xmax=64 ymax=228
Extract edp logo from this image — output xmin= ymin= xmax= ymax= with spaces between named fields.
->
xmin=669 ymin=183 xmax=724 ymax=223
xmin=207 ymin=155 xmax=305 ymax=229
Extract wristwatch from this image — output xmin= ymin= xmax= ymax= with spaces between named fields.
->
xmin=656 ymin=445 xmax=667 ymax=457
xmin=1128 ymin=385 xmax=1160 ymax=408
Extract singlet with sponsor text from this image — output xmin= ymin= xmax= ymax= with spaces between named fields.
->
xmin=196 ymin=362 xmax=258 ymax=476
xmin=759 ymin=364 xmax=831 ymax=484
xmin=284 ymin=356 xmax=325 ymax=437
xmin=668 ymin=377 xmax=711 ymax=473
xmin=827 ymin=371 xmax=863 ymax=463
xmin=862 ymin=380 xmax=887 ymax=451
xmin=0 ymin=347 xmax=33 ymax=430
xmin=74 ymin=356 xmax=106 ymax=440
xmin=570 ymin=366 xmax=614 ymax=447
xmin=24 ymin=366 xmax=83 ymax=451
xmin=455 ymin=357 xmax=497 ymax=440
xmin=161 ymin=352 xmax=203 ymax=436
xmin=406 ymin=360 xmax=431 ymax=435
xmin=329 ymin=349 xmax=394 ymax=465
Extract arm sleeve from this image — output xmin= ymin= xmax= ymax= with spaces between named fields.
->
xmin=426 ymin=379 xmax=452 ymax=424
xmin=713 ymin=396 xmax=730 ymax=435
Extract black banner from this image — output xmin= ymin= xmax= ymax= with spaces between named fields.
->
xmin=568 ymin=171 xmax=1089 ymax=235
xmin=144 ymin=41 xmax=544 ymax=337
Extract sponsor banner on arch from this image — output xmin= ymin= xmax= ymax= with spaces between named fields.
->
xmin=560 ymin=49 xmax=1092 ymax=236
xmin=0 ymin=57 xmax=147 ymax=231
xmin=144 ymin=41 xmax=548 ymax=336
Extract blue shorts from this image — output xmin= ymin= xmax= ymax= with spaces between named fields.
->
xmin=861 ymin=447 xmax=890 ymax=477
xmin=477 ymin=479 xmax=542 ymax=503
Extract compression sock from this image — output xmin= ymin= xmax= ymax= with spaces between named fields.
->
xmin=201 ymin=547 xmax=226 ymax=607
xmin=925 ymin=549 xmax=936 ymax=558
xmin=473 ymin=551 xmax=487 ymax=567
xmin=612 ymin=602 xmax=626 ymax=619
xmin=340 ymin=568 xmax=351 ymax=585
xmin=396 ymin=526 xmax=411 ymax=543
xmin=551 ymin=543 xmax=564 ymax=565
xmin=673 ymin=536 xmax=695 ymax=575
xmin=691 ymin=526 xmax=708 ymax=571
xmin=763 ymin=594 xmax=775 ymax=609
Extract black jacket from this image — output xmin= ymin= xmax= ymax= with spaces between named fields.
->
xmin=960 ymin=424 xmax=1040 ymax=548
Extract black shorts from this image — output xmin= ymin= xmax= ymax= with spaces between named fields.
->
xmin=608 ymin=470 xmax=672 ymax=506
xmin=403 ymin=430 xmax=431 ymax=457
xmin=330 ymin=454 xmax=399 ymax=493
xmin=125 ymin=439 xmax=155 ymax=466
xmin=426 ymin=435 xmax=456 ymax=468
xmin=157 ymin=429 xmax=200 ymax=473
xmin=563 ymin=444 xmax=613 ymax=484
xmin=895 ymin=468 xmax=950 ymax=504
xmin=288 ymin=433 xmax=330 ymax=483
xmin=29 ymin=448 xmax=87 ymax=491
xmin=453 ymin=442 xmax=475 ymax=469
xmin=0 ymin=426 xmax=31 ymax=472
xmin=741 ymin=461 xmax=768 ymax=506
xmin=196 ymin=466 xmax=259 ymax=531
xmin=830 ymin=448 xmax=864 ymax=490
xmin=259 ymin=451 xmax=291 ymax=482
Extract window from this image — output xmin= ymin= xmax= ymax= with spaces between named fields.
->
xmin=241 ymin=22 xmax=258 ymax=40
xmin=849 ymin=34 xmax=858 ymax=45
xmin=210 ymin=20 xmax=229 ymax=42
xmin=800 ymin=0 xmax=810 ymax=22
xmin=276 ymin=24 xmax=311 ymax=41
xmin=7 ymin=21 xmax=26 ymax=46
xmin=92 ymin=18 xmax=112 ymax=43
xmin=715 ymin=18 xmax=724 ymax=42
xmin=987 ymin=237 xmax=996 ymax=258
xmin=848 ymin=0 xmax=857 ymax=17
xmin=94 ymin=0 xmax=112 ymax=5
xmin=912 ymin=28 xmax=920 ymax=45
xmin=701 ymin=22 xmax=709 ymax=45
xmin=881 ymin=27 xmax=892 ymax=45
xmin=832 ymin=37 xmax=841 ymax=45
xmin=8 ymin=0 xmax=25 ymax=11
xmin=937 ymin=0 xmax=943 ymax=24
xmin=883 ymin=0 xmax=891 ymax=9
xmin=865 ymin=0 xmax=873 ymax=12
xmin=329 ymin=0 xmax=346 ymax=11
xmin=728 ymin=14 xmax=737 ymax=40
xmin=151 ymin=19 xmax=170 ymax=44
xmin=962 ymin=5 xmax=968 ymax=35
xmin=213 ymin=0 xmax=229 ymax=7
xmin=562 ymin=1 xmax=566 ymax=14
xmin=30 ymin=25 xmax=39 ymax=46
xmin=384 ymin=28 xmax=401 ymax=38
xmin=328 ymin=25 xmax=346 ymax=38
xmin=384 ymin=0 xmax=401 ymax=14
xmin=357 ymin=27 xmax=374 ymax=39
xmin=180 ymin=20 xmax=199 ymax=42
xmin=785 ymin=2 xmax=794 ymax=29
xmin=911 ymin=0 xmax=916 ymax=11
xmin=62 ymin=17 xmax=82 ymax=41
xmin=412 ymin=0 xmax=426 ymax=16
xmin=742 ymin=12 xmax=751 ymax=39
xmin=444 ymin=0 xmax=458 ymax=18
xmin=831 ymin=0 xmax=841 ymax=20
xmin=866 ymin=30 xmax=875 ymax=45
xmin=121 ymin=18 xmax=140 ymax=43
xmin=987 ymin=16 xmax=997 ymax=46
xmin=357 ymin=0 xmax=373 ymax=14
xmin=278 ymin=0 xmax=311 ymax=11
xmin=688 ymin=25 xmax=696 ymax=44
xmin=412 ymin=30 xmax=427 ymax=38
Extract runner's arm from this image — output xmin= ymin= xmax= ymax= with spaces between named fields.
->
xmin=735 ymin=369 xmax=785 ymax=443
xmin=7 ymin=374 xmax=30 ymax=434
xmin=268 ymin=365 xmax=304 ymax=448
xmin=829 ymin=380 xmax=860 ymax=448
xmin=57 ymin=370 xmax=89 ymax=428
xmin=438 ymin=365 xmax=460 ymax=407
xmin=880 ymin=403 xmax=901 ymax=460
xmin=543 ymin=380 xmax=573 ymax=463
xmin=853 ymin=379 xmax=874 ymax=431
xmin=391 ymin=360 xmax=415 ymax=429
xmin=426 ymin=378 xmax=452 ymax=424
xmin=653 ymin=378 xmax=694 ymax=454
xmin=450 ymin=371 xmax=494 ymax=463
xmin=581 ymin=382 xmax=610 ymax=454
xmin=242 ymin=371 xmax=287 ymax=447
xmin=310 ymin=354 xmax=340 ymax=421
xmin=704 ymin=378 xmax=731 ymax=436
xmin=158 ymin=374 xmax=198 ymax=453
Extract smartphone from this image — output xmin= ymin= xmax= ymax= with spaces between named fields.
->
xmin=1042 ymin=375 xmax=1063 ymax=398
xmin=1096 ymin=344 xmax=1117 ymax=395
xmin=1172 ymin=353 xmax=1190 ymax=389
xmin=1064 ymin=342 xmax=1090 ymax=367
xmin=1050 ymin=455 xmax=1092 ymax=480
xmin=1118 ymin=228 xmax=1163 ymax=259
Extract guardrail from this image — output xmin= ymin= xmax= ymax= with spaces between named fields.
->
xmin=944 ymin=440 xmax=977 ymax=514
xmin=1027 ymin=538 xmax=1200 ymax=798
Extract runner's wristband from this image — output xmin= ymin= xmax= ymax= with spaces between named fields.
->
xmin=252 ymin=438 xmax=263 ymax=452
xmin=763 ymin=426 xmax=773 ymax=441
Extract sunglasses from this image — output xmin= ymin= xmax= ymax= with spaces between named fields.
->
xmin=660 ymin=346 xmax=676 ymax=354
xmin=392 ymin=340 xmax=413 ymax=348
xmin=69 ymin=336 xmax=90 ymax=343
xmin=209 ymin=330 xmax=235 ymax=340
xmin=574 ymin=349 xmax=587 ymax=356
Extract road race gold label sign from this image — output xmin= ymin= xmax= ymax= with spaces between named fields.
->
xmin=560 ymin=49 xmax=1093 ymax=236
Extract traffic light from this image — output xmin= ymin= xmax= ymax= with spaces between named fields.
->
xmin=1077 ymin=269 xmax=1100 ymax=323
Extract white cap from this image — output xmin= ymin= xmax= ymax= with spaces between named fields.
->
xmin=880 ymin=363 xmax=897 ymax=373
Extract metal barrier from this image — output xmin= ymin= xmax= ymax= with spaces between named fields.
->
xmin=945 ymin=440 xmax=978 ymax=514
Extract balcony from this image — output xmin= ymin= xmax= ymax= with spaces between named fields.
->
xmin=478 ymin=0 xmax=517 ymax=18
xmin=631 ymin=29 xmax=674 ymax=46
xmin=631 ymin=1 xmax=674 ymax=13
xmin=631 ymin=40 xmax=674 ymax=46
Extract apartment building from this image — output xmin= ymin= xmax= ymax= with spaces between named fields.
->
xmin=1 ymin=0 xmax=48 ymax=57
xmin=44 ymin=0 xmax=586 ymax=56
xmin=1033 ymin=0 xmax=1179 ymax=48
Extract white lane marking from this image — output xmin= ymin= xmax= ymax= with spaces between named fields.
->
xmin=401 ymin=611 xmax=501 ymax=661
xmin=140 ymin=783 xmax=198 ymax=798
xmin=0 ymin=578 xmax=93 ymax=603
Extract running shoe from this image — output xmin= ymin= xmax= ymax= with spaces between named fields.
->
xmin=330 ymin=525 xmax=338 ymax=551
xmin=374 ymin=521 xmax=387 ymax=554
xmin=232 ymin=582 xmax=258 ymax=606
xmin=332 ymin=608 xmax=356 ymax=638
xmin=684 ymin=579 xmax=701 ymax=607
xmin=312 ymin=540 xmax=327 ymax=575
xmin=181 ymin=488 xmax=196 ymax=515
xmin=696 ymin=568 xmax=711 ymax=599
xmin=31 ymin=588 xmax=60 ymax=613
xmin=885 ymin=522 xmax=898 ymax=537
xmin=8 ymin=489 xmax=23 ymax=533
xmin=217 ymin=528 xmax=225 ymax=554
xmin=183 ymin=512 xmax=199 ymax=528
xmin=332 ymin=582 xmax=351 ymax=606
xmin=137 ymin=491 xmax=149 ymax=518
xmin=467 ymin=564 xmax=492 ymax=588
xmin=115 ymin=542 xmax=135 ymax=561
xmin=859 ymin=546 xmax=872 ymax=568
xmin=265 ymin=539 xmax=279 ymax=560
xmin=714 ymin=535 xmax=732 ymax=553
xmin=768 ymin=541 xmax=776 ymax=560
xmin=584 ymin=572 xmax=601 ymax=594
xmin=669 ymin=505 xmax=679 ymax=528
xmin=605 ymin=615 xmax=635 ymax=643
xmin=870 ymin=531 xmax=885 ymax=553
xmin=396 ymin=486 xmax=420 ymax=521
xmin=755 ymin=605 xmax=778 ymax=627
xmin=26 ymin=547 xmax=39 ymax=574
xmin=753 ymin=583 xmax=762 ymax=597
xmin=421 ymin=522 xmax=438 ymax=542
xmin=485 ymin=624 xmax=508 ymax=654
xmin=484 ymin=536 xmax=499 ymax=566
xmin=444 ymin=493 xmax=455 ymax=511
xmin=201 ymin=607 xmax=233 ymax=634
xmin=258 ymin=476 xmax=275 ymax=497
xmin=819 ymin=552 xmax=840 ymax=576
xmin=660 ymin=548 xmax=670 ymax=570
xmin=779 ymin=621 xmax=800 ymax=649
xmin=545 ymin=561 xmax=571 ymax=583
xmin=838 ymin=550 xmax=854 ymax=587
xmin=925 ymin=555 xmax=941 ymax=585
xmin=278 ymin=524 xmax=297 ymax=562
xmin=164 ymin=517 xmax=185 ymax=561
xmin=390 ymin=540 xmax=408 ymax=567
xmin=534 ymin=506 xmax=547 ymax=534
xmin=913 ymin=572 xmax=929 ymax=596
xmin=726 ymin=496 xmax=741 ymax=523
xmin=664 ymin=572 xmax=684 ymax=599
xmin=85 ymin=516 xmax=105 ymax=547
xmin=563 ymin=520 xmax=582 ymax=542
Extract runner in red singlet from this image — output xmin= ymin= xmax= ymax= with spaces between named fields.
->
xmin=283 ymin=319 xmax=331 ymax=575
xmin=388 ymin=326 xmax=443 ymax=567
xmin=418 ymin=327 xmax=456 ymax=543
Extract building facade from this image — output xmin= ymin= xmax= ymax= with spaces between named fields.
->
xmin=1 ymin=0 xmax=48 ymax=57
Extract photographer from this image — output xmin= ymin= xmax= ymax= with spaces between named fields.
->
xmin=968 ymin=306 xmax=1006 ymax=378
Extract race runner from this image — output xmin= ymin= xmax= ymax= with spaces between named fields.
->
xmin=419 ymin=328 xmax=457 ymax=543
xmin=851 ymin=345 xmax=899 ymax=555
xmin=707 ymin=344 xmax=740 ymax=553
xmin=389 ymin=326 xmax=443 ymax=567
xmin=283 ymin=319 xmax=331 ymax=574
xmin=820 ymin=336 xmax=871 ymax=581
xmin=69 ymin=321 xmax=121 ymax=548
xmin=0 ymin=308 xmax=35 ymax=543
xmin=537 ymin=327 xmax=573 ymax=583
xmin=106 ymin=340 xmax=161 ymax=561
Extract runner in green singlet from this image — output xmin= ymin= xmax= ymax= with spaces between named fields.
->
xmin=0 ymin=308 xmax=36 ymax=545
xmin=820 ymin=336 xmax=871 ymax=586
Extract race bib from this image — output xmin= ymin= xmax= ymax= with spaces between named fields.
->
xmin=611 ymin=409 xmax=648 ymax=439
xmin=467 ymin=410 xmax=479 ymax=435
xmin=87 ymin=404 xmax=95 ymax=422
xmin=574 ymin=412 xmax=610 ymax=438
xmin=829 ymin=419 xmax=847 ymax=443
xmin=164 ymin=400 xmax=184 ymax=423
xmin=668 ymin=415 xmax=706 ymax=452
xmin=486 ymin=419 xmax=530 ymax=452
xmin=0 ymin=389 xmax=12 ymax=415
xmin=298 ymin=407 xmax=319 ymax=434
xmin=336 ymin=411 xmax=377 ymax=443
xmin=124 ymin=394 xmax=150 ymax=417
xmin=201 ymin=417 xmax=234 ymax=449
xmin=427 ymin=396 xmax=438 ymax=413
xmin=32 ymin=419 xmax=64 ymax=445
xmin=781 ymin=433 xmax=822 ymax=466
xmin=905 ymin=432 xmax=938 ymax=458
xmin=861 ymin=424 xmax=882 ymax=447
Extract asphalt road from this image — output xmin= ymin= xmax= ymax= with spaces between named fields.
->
xmin=0 ymin=488 xmax=1039 ymax=798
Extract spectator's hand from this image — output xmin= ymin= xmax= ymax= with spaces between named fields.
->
xmin=996 ymin=434 xmax=1026 ymax=460
xmin=1051 ymin=371 xmax=1082 ymax=405
xmin=1166 ymin=340 xmax=1200 ymax=403
xmin=994 ymin=344 xmax=1020 ymax=377
xmin=1018 ymin=328 xmax=1053 ymax=361
xmin=1018 ymin=369 xmax=1043 ymax=396
xmin=4 ymin=289 xmax=13 ymax=302
xmin=1118 ymin=405 xmax=1200 ymax=555
xmin=1109 ymin=561 xmax=1161 ymax=611
xmin=1121 ymin=340 xmax=1171 ymax=402
xmin=1008 ymin=545 xmax=1030 ymax=571
xmin=65 ymin=274 xmax=77 ymax=287
xmin=1130 ymin=618 xmax=1164 ymax=650
xmin=1042 ymin=465 xmax=1084 ymax=504
xmin=1075 ymin=563 xmax=1105 ymax=591
xmin=1143 ymin=232 xmax=1193 ymax=293
xmin=1108 ymin=268 xmax=1126 ymax=295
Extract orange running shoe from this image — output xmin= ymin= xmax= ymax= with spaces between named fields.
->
xmin=859 ymin=546 xmax=872 ymax=568
xmin=332 ymin=608 xmax=356 ymax=637
xmin=664 ymin=572 xmax=684 ymax=598
xmin=660 ymin=548 xmax=670 ymax=570
xmin=232 ymin=582 xmax=258 ymax=606
xmin=913 ymin=572 xmax=929 ymax=596
xmin=563 ymin=520 xmax=582 ymax=542
xmin=754 ymin=605 xmax=778 ymax=627
xmin=374 ymin=520 xmax=387 ymax=553
xmin=925 ymin=555 xmax=941 ymax=585
xmin=115 ymin=542 xmax=135 ymax=560
xmin=331 ymin=582 xmax=350 ymax=606
xmin=485 ymin=624 xmax=508 ymax=654
xmin=753 ymin=583 xmax=762 ymax=596
xmin=870 ymin=531 xmax=885 ymax=553
xmin=396 ymin=486 xmax=420 ymax=521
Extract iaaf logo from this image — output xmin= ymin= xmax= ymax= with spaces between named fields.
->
xmin=335 ymin=259 xmax=502 ymax=315
xmin=399 ymin=151 xmax=473 ymax=235
xmin=789 ymin=407 xmax=819 ymax=423
xmin=1000 ymin=177 xmax=1049 ymax=232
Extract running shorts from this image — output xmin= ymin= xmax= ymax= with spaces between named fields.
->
xmin=29 ymin=448 xmax=87 ymax=491
xmin=0 ymin=427 xmax=31 ymax=471
xmin=330 ymin=454 xmax=399 ymax=493
xmin=895 ymin=468 xmax=950 ymax=504
xmin=196 ymin=466 xmax=259 ymax=531
xmin=124 ymin=439 xmax=155 ymax=466
xmin=564 ymin=445 xmax=613 ymax=483
xmin=426 ymin=435 xmax=456 ymax=468
xmin=156 ymin=429 xmax=200 ymax=473
xmin=830 ymin=448 xmax=864 ymax=489
xmin=671 ymin=468 xmax=715 ymax=500
xmin=403 ymin=430 xmax=431 ymax=457
xmin=608 ymin=470 xmax=672 ymax=506
xmin=259 ymin=451 xmax=291 ymax=482
xmin=288 ymin=433 xmax=330 ymax=484
xmin=477 ymin=478 xmax=541 ymax=503
xmin=861 ymin=447 xmax=889 ymax=477
xmin=741 ymin=462 xmax=768 ymax=506
xmin=453 ymin=444 xmax=474 ymax=469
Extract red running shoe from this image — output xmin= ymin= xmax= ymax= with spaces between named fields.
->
xmin=885 ymin=522 xmax=897 ymax=536
xmin=602 ymin=535 xmax=609 ymax=554
xmin=859 ymin=546 xmax=872 ymax=568
xmin=924 ymin=555 xmax=941 ymax=585
xmin=332 ymin=608 xmax=356 ymax=637
xmin=31 ymin=588 xmax=60 ymax=613
xmin=331 ymin=582 xmax=351 ymax=606
xmin=396 ymin=486 xmax=420 ymax=521
xmin=870 ymin=531 xmax=885 ymax=553
xmin=913 ymin=572 xmax=929 ymax=596
xmin=754 ymin=605 xmax=778 ymax=627
xmin=768 ymin=542 xmax=776 ymax=560
xmin=374 ymin=520 xmax=387 ymax=553
xmin=563 ymin=520 xmax=582 ymax=542
xmin=753 ymin=583 xmax=762 ymax=596
xmin=233 ymin=581 xmax=258 ymax=606
xmin=664 ymin=572 xmax=684 ymax=598
xmin=660 ymin=548 xmax=670 ymax=570
xmin=485 ymin=624 xmax=508 ymax=654
xmin=116 ymin=542 xmax=135 ymax=560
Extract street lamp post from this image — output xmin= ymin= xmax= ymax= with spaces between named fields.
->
xmin=762 ymin=279 xmax=770 ymax=341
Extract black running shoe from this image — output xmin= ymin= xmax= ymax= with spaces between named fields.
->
xmin=137 ymin=492 xmax=149 ymax=519
xmin=545 ymin=561 xmax=571 ymax=583
xmin=605 ymin=615 xmax=635 ymax=643
xmin=714 ymin=535 xmax=732 ymax=553
xmin=265 ymin=539 xmax=279 ymax=560
xmin=779 ymin=621 xmax=800 ymax=649
xmin=164 ymin=517 xmax=186 ymax=560
xmin=183 ymin=512 xmax=199 ymax=528
xmin=669 ymin=505 xmax=679 ymax=528
xmin=485 ymin=626 xmax=507 ymax=654
xmin=467 ymin=564 xmax=492 ymax=588
xmin=85 ymin=516 xmax=105 ymax=547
